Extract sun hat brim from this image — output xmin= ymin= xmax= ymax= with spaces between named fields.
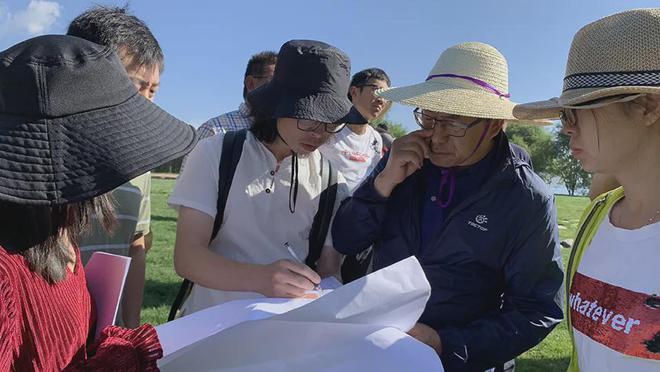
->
xmin=378 ymin=80 xmax=550 ymax=126
xmin=0 ymin=92 xmax=197 ymax=205
xmin=248 ymin=80 xmax=367 ymax=125
xmin=514 ymin=86 xmax=660 ymax=120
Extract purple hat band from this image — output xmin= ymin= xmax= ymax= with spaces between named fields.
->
xmin=426 ymin=73 xmax=511 ymax=99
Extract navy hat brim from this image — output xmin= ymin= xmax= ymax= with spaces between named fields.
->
xmin=248 ymin=81 xmax=367 ymax=125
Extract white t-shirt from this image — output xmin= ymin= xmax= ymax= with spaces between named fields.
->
xmin=319 ymin=126 xmax=383 ymax=193
xmin=569 ymin=206 xmax=660 ymax=371
xmin=169 ymin=131 xmax=348 ymax=314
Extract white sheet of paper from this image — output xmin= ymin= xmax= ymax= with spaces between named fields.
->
xmin=274 ymin=256 xmax=430 ymax=331
xmin=157 ymin=276 xmax=341 ymax=359
xmin=158 ymin=257 xmax=441 ymax=371
xmin=84 ymin=252 xmax=131 ymax=339
xmin=161 ymin=320 xmax=442 ymax=372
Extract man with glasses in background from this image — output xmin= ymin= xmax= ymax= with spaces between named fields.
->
xmin=318 ymin=68 xmax=391 ymax=283
xmin=332 ymin=43 xmax=563 ymax=371
xmin=319 ymin=68 xmax=391 ymax=193
xmin=197 ymin=51 xmax=277 ymax=138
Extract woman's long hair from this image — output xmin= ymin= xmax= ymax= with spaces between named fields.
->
xmin=0 ymin=194 xmax=116 ymax=283
xmin=248 ymin=102 xmax=279 ymax=144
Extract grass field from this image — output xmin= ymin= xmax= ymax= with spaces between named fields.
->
xmin=142 ymin=178 xmax=591 ymax=371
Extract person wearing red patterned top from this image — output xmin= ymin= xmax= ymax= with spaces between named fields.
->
xmin=0 ymin=35 xmax=196 ymax=370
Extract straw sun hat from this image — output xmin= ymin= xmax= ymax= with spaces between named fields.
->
xmin=378 ymin=42 xmax=543 ymax=124
xmin=514 ymin=8 xmax=660 ymax=120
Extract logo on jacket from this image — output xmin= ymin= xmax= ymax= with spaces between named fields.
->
xmin=468 ymin=215 xmax=488 ymax=231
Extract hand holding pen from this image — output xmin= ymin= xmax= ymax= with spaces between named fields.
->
xmin=284 ymin=242 xmax=322 ymax=291
xmin=254 ymin=243 xmax=321 ymax=298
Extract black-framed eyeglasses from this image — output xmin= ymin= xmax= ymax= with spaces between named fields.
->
xmin=357 ymin=84 xmax=389 ymax=100
xmin=296 ymin=119 xmax=346 ymax=133
xmin=559 ymin=108 xmax=577 ymax=129
xmin=413 ymin=108 xmax=482 ymax=137
xmin=357 ymin=84 xmax=382 ymax=91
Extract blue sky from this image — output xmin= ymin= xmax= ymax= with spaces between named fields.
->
xmin=1 ymin=0 xmax=658 ymax=130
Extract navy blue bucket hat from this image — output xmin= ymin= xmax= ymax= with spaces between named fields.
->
xmin=0 ymin=35 xmax=197 ymax=205
xmin=247 ymin=39 xmax=367 ymax=125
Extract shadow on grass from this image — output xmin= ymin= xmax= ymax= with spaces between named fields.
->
xmin=152 ymin=215 xmax=178 ymax=222
xmin=143 ymin=278 xmax=181 ymax=309
xmin=515 ymin=356 xmax=570 ymax=372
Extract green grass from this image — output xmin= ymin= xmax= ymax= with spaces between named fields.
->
xmin=142 ymin=178 xmax=591 ymax=371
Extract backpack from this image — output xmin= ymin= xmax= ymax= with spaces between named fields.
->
xmin=168 ymin=129 xmax=338 ymax=321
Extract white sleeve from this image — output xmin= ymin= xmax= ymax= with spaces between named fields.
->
xmin=168 ymin=136 xmax=222 ymax=219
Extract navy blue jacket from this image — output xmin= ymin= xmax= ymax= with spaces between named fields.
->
xmin=332 ymin=133 xmax=564 ymax=371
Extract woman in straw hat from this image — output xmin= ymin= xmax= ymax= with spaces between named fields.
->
xmin=333 ymin=42 xmax=564 ymax=371
xmin=0 ymin=35 xmax=196 ymax=370
xmin=169 ymin=40 xmax=365 ymax=315
xmin=514 ymin=8 xmax=660 ymax=371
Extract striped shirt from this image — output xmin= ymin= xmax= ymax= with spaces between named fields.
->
xmin=78 ymin=172 xmax=151 ymax=262
xmin=197 ymin=102 xmax=253 ymax=139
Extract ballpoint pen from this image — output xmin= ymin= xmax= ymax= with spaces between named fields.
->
xmin=283 ymin=241 xmax=321 ymax=291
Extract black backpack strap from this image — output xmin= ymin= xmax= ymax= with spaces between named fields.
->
xmin=211 ymin=129 xmax=247 ymax=240
xmin=306 ymin=156 xmax=338 ymax=270
xmin=167 ymin=129 xmax=247 ymax=321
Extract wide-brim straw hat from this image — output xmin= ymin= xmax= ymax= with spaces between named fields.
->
xmin=0 ymin=35 xmax=197 ymax=205
xmin=514 ymin=8 xmax=660 ymax=120
xmin=378 ymin=42 xmax=547 ymax=125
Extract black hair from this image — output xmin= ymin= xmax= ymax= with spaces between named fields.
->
xmin=248 ymin=103 xmax=279 ymax=143
xmin=348 ymin=68 xmax=391 ymax=100
xmin=243 ymin=51 xmax=278 ymax=99
xmin=0 ymin=195 xmax=115 ymax=283
xmin=67 ymin=5 xmax=164 ymax=72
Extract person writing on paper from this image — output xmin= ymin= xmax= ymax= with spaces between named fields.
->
xmin=0 ymin=35 xmax=196 ymax=371
xmin=169 ymin=40 xmax=362 ymax=315
xmin=514 ymin=8 xmax=660 ymax=371
xmin=332 ymin=43 xmax=564 ymax=371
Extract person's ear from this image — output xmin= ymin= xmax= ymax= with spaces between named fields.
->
xmin=639 ymin=94 xmax=660 ymax=128
xmin=244 ymin=76 xmax=256 ymax=93
xmin=488 ymin=119 xmax=505 ymax=139
xmin=349 ymin=86 xmax=359 ymax=102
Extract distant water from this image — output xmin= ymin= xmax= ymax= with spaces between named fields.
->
xmin=549 ymin=178 xmax=588 ymax=197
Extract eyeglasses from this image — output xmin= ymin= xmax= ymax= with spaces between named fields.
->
xmin=358 ymin=84 xmax=383 ymax=92
xmin=559 ymin=108 xmax=577 ymax=129
xmin=413 ymin=108 xmax=482 ymax=137
xmin=358 ymin=84 xmax=389 ymax=100
xmin=250 ymin=75 xmax=273 ymax=80
xmin=296 ymin=119 xmax=346 ymax=133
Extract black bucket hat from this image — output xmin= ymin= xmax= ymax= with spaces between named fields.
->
xmin=0 ymin=35 xmax=197 ymax=205
xmin=247 ymin=39 xmax=367 ymax=125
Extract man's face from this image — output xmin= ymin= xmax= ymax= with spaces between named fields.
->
xmin=127 ymin=63 xmax=161 ymax=101
xmin=349 ymin=79 xmax=390 ymax=122
xmin=421 ymin=110 xmax=502 ymax=168
xmin=245 ymin=63 xmax=276 ymax=93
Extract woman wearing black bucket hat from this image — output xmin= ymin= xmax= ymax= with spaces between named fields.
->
xmin=0 ymin=35 xmax=197 ymax=370
xmin=169 ymin=40 xmax=366 ymax=315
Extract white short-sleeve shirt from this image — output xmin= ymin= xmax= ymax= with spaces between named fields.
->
xmin=318 ymin=126 xmax=383 ymax=194
xmin=569 ymin=207 xmax=660 ymax=371
xmin=169 ymin=131 xmax=348 ymax=313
